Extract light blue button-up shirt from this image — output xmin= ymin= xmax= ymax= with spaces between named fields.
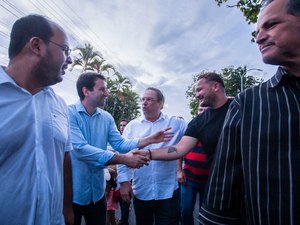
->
xmin=68 ymin=102 xmax=139 ymax=205
xmin=0 ymin=67 xmax=72 ymax=225
xmin=117 ymin=113 xmax=187 ymax=200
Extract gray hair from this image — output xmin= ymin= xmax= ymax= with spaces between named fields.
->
xmin=262 ymin=0 xmax=300 ymax=16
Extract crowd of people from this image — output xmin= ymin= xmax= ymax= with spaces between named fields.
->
xmin=1 ymin=0 xmax=300 ymax=224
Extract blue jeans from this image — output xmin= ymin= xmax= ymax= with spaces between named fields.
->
xmin=133 ymin=189 xmax=180 ymax=225
xmin=180 ymin=180 xmax=206 ymax=225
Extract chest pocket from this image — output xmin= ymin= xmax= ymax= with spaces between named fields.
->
xmin=51 ymin=111 xmax=68 ymax=144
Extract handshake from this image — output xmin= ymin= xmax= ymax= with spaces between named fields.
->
xmin=120 ymin=149 xmax=151 ymax=169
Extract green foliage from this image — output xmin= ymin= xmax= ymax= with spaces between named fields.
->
xmin=215 ymin=0 xmax=263 ymax=41
xmin=221 ymin=66 xmax=262 ymax=97
xmin=105 ymin=73 xmax=141 ymax=124
xmin=215 ymin=0 xmax=262 ymax=24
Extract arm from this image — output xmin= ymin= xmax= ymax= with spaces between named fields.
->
xmin=137 ymin=127 xmax=174 ymax=148
xmin=69 ymin=109 xmax=116 ymax=167
xmin=63 ymin=152 xmax=74 ymax=225
xmin=177 ymin=158 xmax=186 ymax=185
xmin=145 ymin=136 xmax=198 ymax=160
xmin=106 ymin=149 xmax=149 ymax=168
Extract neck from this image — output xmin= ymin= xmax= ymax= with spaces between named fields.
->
xmin=5 ymin=62 xmax=42 ymax=94
xmin=145 ymin=112 xmax=161 ymax=122
xmin=81 ymin=100 xmax=97 ymax=116
xmin=212 ymin=95 xmax=228 ymax=109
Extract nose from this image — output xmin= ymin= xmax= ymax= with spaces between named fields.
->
xmin=256 ymin=29 xmax=267 ymax=45
xmin=66 ymin=55 xmax=73 ymax=64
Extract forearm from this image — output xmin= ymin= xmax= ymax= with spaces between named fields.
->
xmin=137 ymin=136 xmax=152 ymax=149
xmin=150 ymin=146 xmax=184 ymax=160
xmin=106 ymin=153 xmax=126 ymax=165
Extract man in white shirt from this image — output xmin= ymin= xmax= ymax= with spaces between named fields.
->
xmin=117 ymin=87 xmax=187 ymax=225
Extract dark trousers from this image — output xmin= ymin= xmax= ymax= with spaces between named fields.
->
xmin=73 ymin=196 xmax=107 ymax=225
xmin=133 ymin=189 xmax=180 ymax=225
xmin=119 ymin=199 xmax=130 ymax=225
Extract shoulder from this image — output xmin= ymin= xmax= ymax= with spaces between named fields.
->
xmin=46 ymin=88 xmax=68 ymax=110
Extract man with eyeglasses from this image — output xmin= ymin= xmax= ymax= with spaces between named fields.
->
xmin=117 ymin=87 xmax=187 ymax=225
xmin=0 ymin=14 xmax=73 ymax=225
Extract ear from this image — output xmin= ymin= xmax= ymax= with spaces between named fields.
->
xmin=82 ymin=86 xmax=89 ymax=98
xmin=28 ymin=37 xmax=43 ymax=56
xmin=213 ymin=82 xmax=220 ymax=92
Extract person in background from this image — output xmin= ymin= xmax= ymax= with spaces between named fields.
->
xmin=68 ymin=72 xmax=173 ymax=225
xmin=177 ymin=103 xmax=208 ymax=225
xmin=0 ymin=14 xmax=73 ymax=225
xmin=199 ymin=0 xmax=300 ymax=224
xmin=118 ymin=87 xmax=187 ymax=225
xmin=118 ymin=118 xmax=132 ymax=225
xmin=105 ymin=165 xmax=120 ymax=225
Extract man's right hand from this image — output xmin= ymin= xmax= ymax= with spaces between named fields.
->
xmin=123 ymin=149 xmax=149 ymax=168
xmin=120 ymin=181 xmax=133 ymax=203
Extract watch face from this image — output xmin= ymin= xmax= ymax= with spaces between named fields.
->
xmin=104 ymin=168 xmax=111 ymax=181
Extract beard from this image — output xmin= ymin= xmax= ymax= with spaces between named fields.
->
xmin=33 ymin=49 xmax=63 ymax=88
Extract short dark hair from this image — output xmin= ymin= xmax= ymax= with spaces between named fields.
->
xmin=9 ymin=14 xmax=53 ymax=59
xmin=146 ymin=87 xmax=165 ymax=104
xmin=262 ymin=0 xmax=300 ymax=16
xmin=120 ymin=118 xmax=129 ymax=123
xmin=76 ymin=72 xmax=106 ymax=101
xmin=197 ymin=72 xmax=225 ymax=88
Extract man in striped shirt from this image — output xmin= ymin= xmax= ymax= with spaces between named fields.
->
xmin=198 ymin=0 xmax=300 ymax=224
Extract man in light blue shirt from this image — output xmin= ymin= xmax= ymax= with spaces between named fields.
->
xmin=117 ymin=87 xmax=187 ymax=225
xmin=69 ymin=72 xmax=172 ymax=225
xmin=0 ymin=15 xmax=73 ymax=225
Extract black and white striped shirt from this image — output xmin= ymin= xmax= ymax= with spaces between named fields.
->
xmin=199 ymin=67 xmax=300 ymax=225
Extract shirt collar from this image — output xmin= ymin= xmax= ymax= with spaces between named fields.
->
xmin=140 ymin=112 xmax=166 ymax=122
xmin=74 ymin=101 xmax=102 ymax=116
xmin=268 ymin=67 xmax=289 ymax=88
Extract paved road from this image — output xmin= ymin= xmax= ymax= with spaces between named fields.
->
xmin=81 ymin=196 xmax=200 ymax=225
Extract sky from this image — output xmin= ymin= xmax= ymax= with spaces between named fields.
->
xmin=0 ymin=0 xmax=277 ymax=121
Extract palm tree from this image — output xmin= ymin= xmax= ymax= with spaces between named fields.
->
xmin=90 ymin=58 xmax=116 ymax=75
xmin=70 ymin=43 xmax=102 ymax=72
xmin=107 ymin=72 xmax=132 ymax=117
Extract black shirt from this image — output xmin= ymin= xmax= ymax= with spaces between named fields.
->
xmin=185 ymin=98 xmax=233 ymax=166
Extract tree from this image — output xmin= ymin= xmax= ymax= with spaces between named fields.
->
xmin=70 ymin=43 xmax=102 ymax=72
xmin=222 ymin=66 xmax=263 ymax=97
xmin=215 ymin=0 xmax=262 ymax=24
xmin=215 ymin=0 xmax=263 ymax=40
xmin=105 ymin=72 xmax=140 ymax=124
xmin=70 ymin=43 xmax=116 ymax=75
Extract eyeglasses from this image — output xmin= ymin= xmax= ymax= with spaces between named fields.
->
xmin=47 ymin=40 xmax=71 ymax=56
xmin=140 ymin=97 xmax=158 ymax=103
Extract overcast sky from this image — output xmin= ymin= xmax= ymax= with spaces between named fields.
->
xmin=0 ymin=0 xmax=276 ymax=121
